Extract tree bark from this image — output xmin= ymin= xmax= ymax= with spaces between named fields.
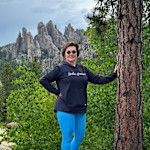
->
xmin=114 ymin=0 xmax=143 ymax=149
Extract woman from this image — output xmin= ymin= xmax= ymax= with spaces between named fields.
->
xmin=40 ymin=42 xmax=117 ymax=150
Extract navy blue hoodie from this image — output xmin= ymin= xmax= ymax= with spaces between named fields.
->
xmin=40 ymin=61 xmax=116 ymax=113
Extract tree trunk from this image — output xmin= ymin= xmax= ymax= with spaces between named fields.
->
xmin=114 ymin=0 xmax=143 ymax=149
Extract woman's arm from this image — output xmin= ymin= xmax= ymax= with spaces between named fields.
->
xmin=85 ymin=66 xmax=117 ymax=84
xmin=40 ymin=66 xmax=60 ymax=95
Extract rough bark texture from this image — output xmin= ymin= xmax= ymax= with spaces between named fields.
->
xmin=114 ymin=0 xmax=143 ymax=149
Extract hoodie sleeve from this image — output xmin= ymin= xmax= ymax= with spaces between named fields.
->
xmin=84 ymin=67 xmax=117 ymax=84
xmin=40 ymin=66 xmax=61 ymax=95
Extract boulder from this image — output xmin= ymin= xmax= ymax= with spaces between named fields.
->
xmin=6 ymin=122 xmax=19 ymax=129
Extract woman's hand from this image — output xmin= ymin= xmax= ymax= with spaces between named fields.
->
xmin=57 ymin=93 xmax=62 ymax=98
xmin=114 ymin=64 xmax=118 ymax=74
xmin=59 ymin=93 xmax=62 ymax=97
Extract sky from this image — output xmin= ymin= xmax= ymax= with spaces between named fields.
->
xmin=0 ymin=0 xmax=96 ymax=46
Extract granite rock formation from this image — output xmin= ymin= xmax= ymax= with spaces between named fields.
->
xmin=0 ymin=20 xmax=94 ymax=70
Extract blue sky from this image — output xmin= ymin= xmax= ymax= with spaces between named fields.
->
xmin=0 ymin=0 xmax=96 ymax=46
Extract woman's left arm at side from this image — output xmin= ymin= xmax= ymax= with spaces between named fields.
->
xmin=40 ymin=66 xmax=61 ymax=96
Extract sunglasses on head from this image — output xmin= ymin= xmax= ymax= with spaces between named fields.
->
xmin=66 ymin=50 xmax=77 ymax=54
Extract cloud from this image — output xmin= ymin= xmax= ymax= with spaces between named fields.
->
xmin=0 ymin=0 xmax=18 ymax=3
xmin=0 ymin=0 xmax=96 ymax=46
xmin=31 ymin=7 xmax=55 ymax=14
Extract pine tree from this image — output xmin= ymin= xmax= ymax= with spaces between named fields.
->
xmin=0 ymin=61 xmax=15 ymax=122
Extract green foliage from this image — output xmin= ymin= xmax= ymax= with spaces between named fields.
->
xmin=0 ymin=61 xmax=16 ymax=122
xmin=28 ymin=57 xmax=43 ymax=78
xmin=0 ymin=86 xmax=6 ymax=121
xmin=143 ymin=23 xmax=150 ymax=149
xmin=6 ymin=66 xmax=61 ymax=149
xmin=85 ymin=19 xmax=117 ymax=73
xmin=86 ymin=0 xmax=118 ymax=35
xmin=0 ymin=62 xmax=15 ymax=93
xmin=87 ymin=0 xmax=148 ymax=34
xmin=41 ymin=49 xmax=49 ymax=59
xmin=0 ymin=51 xmax=7 ymax=59
xmin=2 ymin=20 xmax=149 ymax=150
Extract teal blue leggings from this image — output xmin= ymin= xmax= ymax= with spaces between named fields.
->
xmin=57 ymin=111 xmax=86 ymax=150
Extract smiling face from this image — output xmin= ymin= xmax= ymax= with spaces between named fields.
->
xmin=64 ymin=46 xmax=78 ymax=65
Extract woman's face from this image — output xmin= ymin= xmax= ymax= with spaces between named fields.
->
xmin=64 ymin=46 xmax=78 ymax=64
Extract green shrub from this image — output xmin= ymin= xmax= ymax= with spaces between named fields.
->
xmin=6 ymin=66 xmax=61 ymax=149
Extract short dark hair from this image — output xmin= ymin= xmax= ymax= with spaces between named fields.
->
xmin=62 ymin=42 xmax=79 ymax=57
